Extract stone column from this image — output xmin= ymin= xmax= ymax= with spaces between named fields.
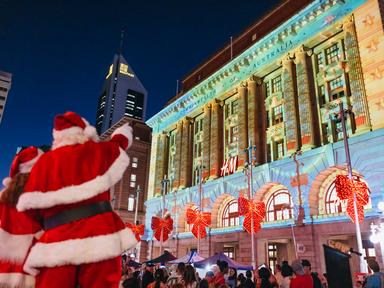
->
xmin=237 ymin=83 xmax=248 ymax=169
xmin=179 ymin=118 xmax=192 ymax=189
xmin=248 ymin=77 xmax=266 ymax=164
xmin=202 ymin=104 xmax=211 ymax=179
xmin=343 ymin=15 xmax=371 ymax=132
xmin=173 ymin=121 xmax=183 ymax=190
xmin=209 ymin=100 xmax=223 ymax=179
xmin=282 ymin=55 xmax=300 ymax=155
xmin=294 ymin=45 xmax=320 ymax=150
xmin=151 ymin=132 xmax=168 ymax=197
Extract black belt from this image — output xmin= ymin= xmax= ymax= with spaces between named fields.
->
xmin=43 ymin=201 xmax=113 ymax=230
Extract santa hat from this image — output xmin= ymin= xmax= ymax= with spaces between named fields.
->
xmin=53 ymin=111 xmax=98 ymax=141
xmin=2 ymin=147 xmax=43 ymax=188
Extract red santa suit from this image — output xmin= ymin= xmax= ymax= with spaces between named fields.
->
xmin=0 ymin=146 xmax=43 ymax=288
xmin=16 ymin=112 xmax=137 ymax=288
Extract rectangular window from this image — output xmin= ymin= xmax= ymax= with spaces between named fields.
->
xmin=132 ymin=157 xmax=138 ymax=168
xmin=130 ymin=174 xmax=136 ymax=181
xmin=130 ymin=182 xmax=136 ymax=188
xmin=272 ymin=105 xmax=283 ymax=125
xmin=127 ymin=195 xmax=135 ymax=211
xmin=223 ymin=247 xmax=235 ymax=260
xmin=329 ymin=76 xmax=343 ymax=91
xmin=271 ymin=75 xmax=282 ymax=93
xmin=319 ymin=85 xmax=326 ymax=107
xmin=317 ymin=53 xmax=324 ymax=69
xmin=275 ymin=140 xmax=284 ymax=160
xmin=0 ymin=87 xmax=7 ymax=92
xmin=325 ymin=43 xmax=339 ymax=65
xmin=265 ymin=82 xmax=271 ymax=98
xmin=0 ymin=96 xmax=6 ymax=101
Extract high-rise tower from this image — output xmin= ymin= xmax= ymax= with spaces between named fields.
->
xmin=96 ymin=54 xmax=147 ymax=134
xmin=0 ymin=71 xmax=12 ymax=125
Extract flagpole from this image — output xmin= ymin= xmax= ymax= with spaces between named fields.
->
xmin=197 ymin=165 xmax=203 ymax=255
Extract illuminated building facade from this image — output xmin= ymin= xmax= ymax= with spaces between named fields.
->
xmin=145 ymin=0 xmax=384 ymax=274
xmin=96 ymin=54 xmax=147 ymax=134
xmin=0 ymin=71 xmax=12 ymax=125
xmin=100 ymin=117 xmax=152 ymax=261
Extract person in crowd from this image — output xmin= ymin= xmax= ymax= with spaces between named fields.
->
xmin=237 ymin=273 xmax=246 ymax=287
xmin=227 ymin=267 xmax=237 ymax=288
xmin=122 ymin=270 xmax=140 ymax=288
xmin=280 ymin=263 xmax=293 ymax=288
xmin=290 ymin=259 xmax=313 ymax=288
xmin=302 ymin=259 xmax=322 ymax=288
xmin=258 ymin=267 xmax=274 ymax=288
xmin=205 ymin=271 xmax=215 ymax=286
xmin=142 ymin=263 xmax=156 ymax=288
xmin=274 ymin=264 xmax=283 ymax=286
xmin=0 ymin=147 xmax=43 ymax=288
xmin=167 ymin=264 xmax=181 ymax=286
xmin=365 ymin=259 xmax=384 ymax=288
xmin=244 ymin=270 xmax=255 ymax=288
xmin=148 ymin=268 xmax=169 ymax=288
xmin=182 ymin=264 xmax=198 ymax=288
xmin=214 ymin=261 xmax=228 ymax=287
xmin=178 ymin=263 xmax=186 ymax=282
xmin=199 ymin=279 xmax=209 ymax=288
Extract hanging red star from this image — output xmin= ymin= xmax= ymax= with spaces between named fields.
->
xmin=186 ymin=208 xmax=211 ymax=239
xmin=126 ymin=222 xmax=145 ymax=242
xmin=151 ymin=215 xmax=173 ymax=242
xmin=238 ymin=197 xmax=266 ymax=234
xmin=334 ymin=174 xmax=369 ymax=223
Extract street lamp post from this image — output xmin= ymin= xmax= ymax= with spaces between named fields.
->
xmin=195 ymin=164 xmax=204 ymax=255
xmin=160 ymin=175 xmax=169 ymax=255
xmin=134 ymin=185 xmax=142 ymax=225
xmin=333 ymin=100 xmax=367 ymax=273
xmin=244 ymin=139 xmax=257 ymax=269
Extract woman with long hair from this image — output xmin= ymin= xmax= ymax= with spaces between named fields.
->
xmin=0 ymin=146 xmax=43 ymax=288
xmin=148 ymin=268 xmax=169 ymax=288
xmin=182 ymin=265 xmax=198 ymax=288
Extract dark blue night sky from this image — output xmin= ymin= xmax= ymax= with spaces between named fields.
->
xmin=0 ymin=0 xmax=281 ymax=180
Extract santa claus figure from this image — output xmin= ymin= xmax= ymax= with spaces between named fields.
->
xmin=0 ymin=146 xmax=43 ymax=288
xmin=16 ymin=111 xmax=138 ymax=288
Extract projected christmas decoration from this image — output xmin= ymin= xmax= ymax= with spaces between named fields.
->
xmin=126 ymin=222 xmax=145 ymax=242
xmin=238 ymin=196 xmax=266 ymax=233
xmin=186 ymin=208 xmax=211 ymax=239
xmin=151 ymin=215 xmax=173 ymax=242
xmin=334 ymin=174 xmax=369 ymax=223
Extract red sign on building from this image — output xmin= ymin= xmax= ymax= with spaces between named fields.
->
xmin=220 ymin=156 xmax=238 ymax=176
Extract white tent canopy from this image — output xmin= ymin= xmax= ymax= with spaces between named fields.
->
xmin=169 ymin=251 xmax=205 ymax=264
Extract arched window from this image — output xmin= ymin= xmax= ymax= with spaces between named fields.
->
xmin=325 ymin=176 xmax=370 ymax=214
xmin=266 ymin=190 xmax=294 ymax=221
xmin=222 ymin=199 xmax=239 ymax=227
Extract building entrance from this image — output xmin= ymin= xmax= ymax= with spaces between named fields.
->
xmin=267 ymin=239 xmax=295 ymax=273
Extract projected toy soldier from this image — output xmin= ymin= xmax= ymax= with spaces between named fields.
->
xmin=16 ymin=111 xmax=138 ymax=288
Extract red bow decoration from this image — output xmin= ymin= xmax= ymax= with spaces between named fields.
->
xmin=186 ymin=208 xmax=211 ymax=239
xmin=126 ymin=222 xmax=145 ymax=242
xmin=334 ymin=175 xmax=369 ymax=223
xmin=238 ymin=197 xmax=266 ymax=234
xmin=151 ymin=215 xmax=173 ymax=242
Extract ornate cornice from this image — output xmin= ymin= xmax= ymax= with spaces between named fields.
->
xmin=147 ymin=0 xmax=367 ymax=133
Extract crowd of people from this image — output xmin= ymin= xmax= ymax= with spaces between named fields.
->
xmin=120 ymin=258 xmax=329 ymax=288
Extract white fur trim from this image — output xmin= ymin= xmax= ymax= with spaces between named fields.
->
xmin=24 ymin=228 xmax=137 ymax=275
xmin=17 ymin=148 xmax=129 ymax=211
xmin=84 ymin=125 xmax=99 ymax=141
xmin=19 ymin=149 xmax=43 ymax=174
xmin=2 ymin=177 xmax=12 ymax=188
xmin=0 ymin=273 xmax=34 ymax=288
xmin=53 ymin=126 xmax=84 ymax=140
xmin=0 ymin=228 xmax=34 ymax=263
xmin=112 ymin=124 xmax=133 ymax=149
